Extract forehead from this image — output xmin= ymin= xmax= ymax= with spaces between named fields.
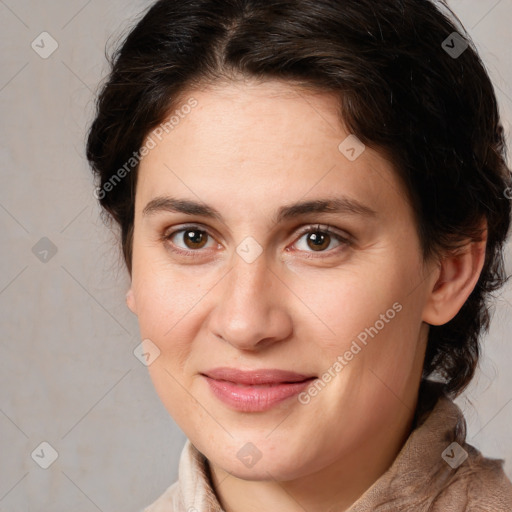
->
xmin=135 ymin=80 xmax=410 ymax=224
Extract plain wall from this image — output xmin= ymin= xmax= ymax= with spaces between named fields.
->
xmin=0 ymin=0 xmax=511 ymax=510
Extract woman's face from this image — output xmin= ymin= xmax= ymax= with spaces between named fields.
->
xmin=128 ymin=79 xmax=438 ymax=481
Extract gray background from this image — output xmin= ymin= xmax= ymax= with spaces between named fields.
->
xmin=0 ymin=1 xmax=511 ymax=510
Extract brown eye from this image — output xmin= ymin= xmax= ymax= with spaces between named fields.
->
xmin=163 ymin=226 xmax=216 ymax=254
xmin=182 ymin=229 xmax=208 ymax=249
xmin=306 ymin=231 xmax=331 ymax=251
xmin=293 ymin=225 xmax=350 ymax=255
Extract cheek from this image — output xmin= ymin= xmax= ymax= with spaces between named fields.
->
xmin=132 ymin=256 xmax=201 ymax=332
xmin=131 ymin=267 xmax=202 ymax=422
xmin=305 ymin=265 xmax=406 ymax=343
xmin=130 ymin=265 xmax=191 ymax=370
xmin=305 ymin=258 xmax=425 ymax=386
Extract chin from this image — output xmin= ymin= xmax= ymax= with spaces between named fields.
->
xmin=200 ymin=436 xmax=313 ymax=482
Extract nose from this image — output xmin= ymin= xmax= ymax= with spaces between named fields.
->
xmin=208 ymin=252 xmax=293 ymax=352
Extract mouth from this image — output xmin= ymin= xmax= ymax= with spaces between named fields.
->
xmin=200 ymin=367 xmax=317 ymax=412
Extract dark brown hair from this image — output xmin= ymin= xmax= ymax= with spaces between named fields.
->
xmin=86 ymin=0 xmax=511 ymax=398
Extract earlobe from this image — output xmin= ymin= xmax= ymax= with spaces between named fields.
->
xmin=422 ymin=228 xmax=487 ymax=326
xmin=126 ymin=288 xmax=137 ymax=315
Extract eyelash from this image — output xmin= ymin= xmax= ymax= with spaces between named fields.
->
xmin=160 ymin=224 xmax=352 ymax=259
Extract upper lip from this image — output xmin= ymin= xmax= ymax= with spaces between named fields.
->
xmin=201 ymin=367 xmax=316 ymax=385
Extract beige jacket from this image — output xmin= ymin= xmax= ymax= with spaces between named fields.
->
xmin=143 ymin=380 xmax=512 ymax=511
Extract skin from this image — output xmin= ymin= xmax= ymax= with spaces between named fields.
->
xmin=126 ymin=79 xmax=487 ymax=512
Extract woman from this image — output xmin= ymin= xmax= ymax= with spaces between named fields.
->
xmin=86 ymin=0 xmax=512 ymax=510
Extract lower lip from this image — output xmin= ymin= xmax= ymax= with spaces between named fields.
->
xmin=203 ymin=376 xmax=315 ymax=412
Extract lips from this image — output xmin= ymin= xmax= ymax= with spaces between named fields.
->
xmin=201 ymin=367 xmax=317 ymax=412
xmin=202 ymin=367 xmax=315 ymax=385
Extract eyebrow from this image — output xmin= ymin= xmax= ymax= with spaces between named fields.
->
xmin=142 ymin=195 xmax=377 ymax=223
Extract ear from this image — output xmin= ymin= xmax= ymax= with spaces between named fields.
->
xmin=126 ymin=287 xmax=138 ymax=315
xmin=422 ymin=221 xmax=487 ymax=326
